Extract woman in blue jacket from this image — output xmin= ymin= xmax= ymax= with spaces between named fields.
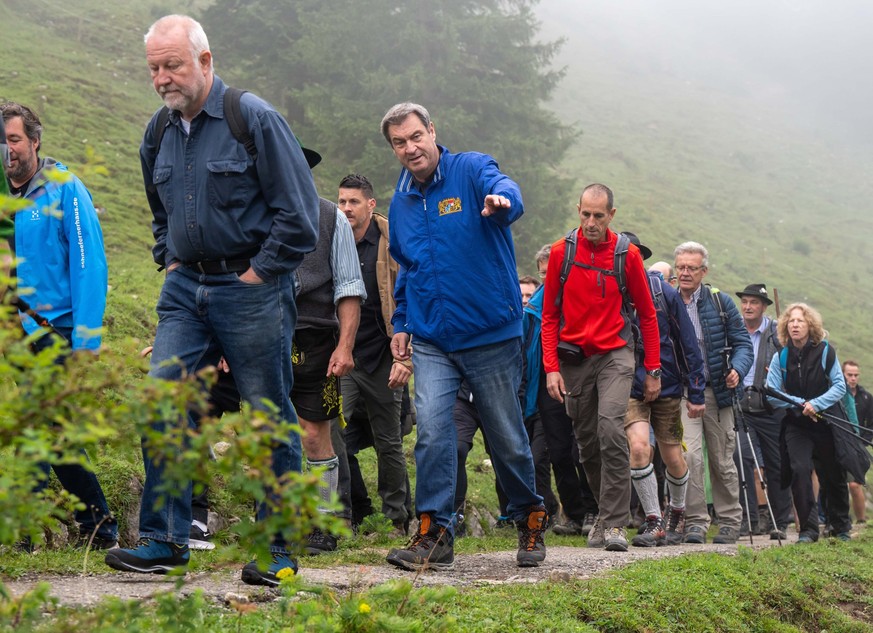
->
xmin=765 ymin=302 xmax=851 ymax=543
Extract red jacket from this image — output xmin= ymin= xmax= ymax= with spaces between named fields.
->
xmin=541 ymin=228 xmax=660 ymax=374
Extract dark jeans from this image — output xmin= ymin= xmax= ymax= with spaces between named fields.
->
xmin=142 ymin=268 xmax=298 ymax=553
xmin=538 ymin=383 xmax=599 ymax=520
xmin=453 ymin=396 xmax=558 ymax=520
xmin=30 ymin=327 xmax=117 ymax=540
xmin=345 ymin=406 xmax=412 ymax=526
xmin=784 ymin=416 xmax=851 ymax=537
xmin=734 ymin=409 xmax=793 ymax=529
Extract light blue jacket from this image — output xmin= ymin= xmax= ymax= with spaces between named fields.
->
xmin=14 ymin=158 xmax=107 ymax=350
xmin=765 ymin=342 xmax=846 ymax=413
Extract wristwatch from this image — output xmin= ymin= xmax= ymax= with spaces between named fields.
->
xmin=646 ymin=368 xmax=662 ymax=379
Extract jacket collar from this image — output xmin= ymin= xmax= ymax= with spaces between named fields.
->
xmin=21 ymin=157 xmax=61 ymax=199
xmin=524 ymin=284 xmax=545 ymax=318
xmin=397 ymin=145 xmax=448 ymax=193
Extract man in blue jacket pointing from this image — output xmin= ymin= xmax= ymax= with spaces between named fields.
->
xmin=381 ymin=102 xmax=546 ymax=570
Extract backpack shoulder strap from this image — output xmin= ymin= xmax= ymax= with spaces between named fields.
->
xmin=779 ymin=346 xmax=788 ymax=380
xmin=767 ymin=318 xmax=782 ymax=352
xmin=822 ymin=340 xmax=836 ymax=375
xmin=146 ymin=107 xmax=172 ymax=197
xmin=556 ymin=228 xmax=577 ymax=306
xmin=223 ymin=87 xmax=257 ymax=160
xmin=153 ymin=106 xmax=171 ymax=154
xmin=613 ymin=232 xmax=630 ymax=297
xmin=649 ymin=274 xmax=669 ymax=318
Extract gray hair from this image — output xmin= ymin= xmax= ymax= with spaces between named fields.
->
xmin=673 ymin=241 xmax=709 ymax=269
xmin=380 ymin=102 xmax=432 ymax=143
xmin=535 ymin=243 xmax=552 ymax=265
xmin=145 ymin=15 xmax=213 ymax=72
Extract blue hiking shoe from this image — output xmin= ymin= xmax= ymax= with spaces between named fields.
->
xmin=241 ymin=553 xmax=299 ymax=586
xmin=104 ymin=538 xmax=189 ymax=574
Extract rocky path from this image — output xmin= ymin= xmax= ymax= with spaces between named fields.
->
xmin=4 ymin=534 xmax=795 ymax=607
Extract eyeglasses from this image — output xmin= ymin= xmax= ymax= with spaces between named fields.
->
xmin=676 ymin=265 xmax=704 ymax=273
xmin=538 ymin=270 xmax=547 ymax=278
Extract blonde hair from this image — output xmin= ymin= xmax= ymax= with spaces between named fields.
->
xmin=777 ymin=302 xmax=828 ymax=347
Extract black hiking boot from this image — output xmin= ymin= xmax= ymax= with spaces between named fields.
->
xmin=386 ymin=513 xmax=454 ymax=571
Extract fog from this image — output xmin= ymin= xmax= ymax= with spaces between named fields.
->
xmin=539 ymin=0 xmax=873 ymax=147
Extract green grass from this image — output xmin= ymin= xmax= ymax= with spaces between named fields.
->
xmin=7 ymin=533 xmax=873 ymax=632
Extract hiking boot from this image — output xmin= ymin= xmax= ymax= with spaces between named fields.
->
xmin=552 ymin=518 xmax=585 ymax=536
xmin=75 ymin=532 xmax=118 ymax=551
xmin=769 ymin=527 xmax=787 ymax=541
xmin=683 ymin=525 xmax=707 ymax=544
xmin=632 ymin=515 xmax=666 ymax=547
xmin=188 ymin=520 xmax=215 ymax=551
xmin=835 ymin=532 xmax=852 ymax=542
xmin=664 ymin=505 xmax=686 ymax=546
xmin=494 ymin=515 xmax=514 ymax=530
xmin=797 ymin=532 xmax=818 ymax=544
xmin=104 ymin=538 xmax=189 ymax=574
xmin=386 ymin=514 xmax=454 ymax=571
xmin=305 ymin=528 xmax=338 ymax=555
xmin=388 ymin=520 xmax=410 ymax=539
xmin=516 ymin=507 xmax=548 ymax=567
xmin=455 ymin=513 xmax=467 ymax=538
xmin=604 ymin=526 xmax=629 ymax=552
xmin=712 ymin=526 xmax=739 ymax=544
xmin=241 ymin=553 xmax=298 ymax=586
xmin=582 ymin=512 xmax=597 ymax=536
xmin=587 ymin=515 xmax=605 ymax=548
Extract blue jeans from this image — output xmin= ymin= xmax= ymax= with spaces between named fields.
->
xmin=30 ymin=327 xmax=117 ymax=540
xmin=140 ymin=267 xmax=298 ymax=553
xmin=412 ymin=338 xmax=541 ymax=534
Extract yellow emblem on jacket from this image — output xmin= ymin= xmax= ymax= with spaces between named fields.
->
xmin=438 ymin=198 xmax=462 ymax=216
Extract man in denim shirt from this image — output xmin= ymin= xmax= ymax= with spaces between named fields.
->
xmin=105 ymin=14 xmax=318 ymax=586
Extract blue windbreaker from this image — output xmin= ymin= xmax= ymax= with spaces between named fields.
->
xmin=389 ymin=146 xmax=524 ymax=352
xmin=13 ymin=158 xmax=107 ymax=350
xmin=522 ymin=284 xmax=544 ymax=418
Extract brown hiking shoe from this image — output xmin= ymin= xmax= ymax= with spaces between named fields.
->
xmin=386 ymin=513 xmax=454 ymax=571
xmin=664 ymin=505 xmax=686 ymax=546
xmin=516 ymin=506 xmax=548 ymax=567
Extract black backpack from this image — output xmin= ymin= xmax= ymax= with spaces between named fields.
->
xmin=557 ymin=229 xmax=639 ymax=353
xmin=150 ymin=87 xmax=256 ymax=163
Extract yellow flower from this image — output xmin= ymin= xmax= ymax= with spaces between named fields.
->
xmin=276 ymin=567 xmax=296 ymax=580
xmin=358 ymin=602 xmax=371 ymax=614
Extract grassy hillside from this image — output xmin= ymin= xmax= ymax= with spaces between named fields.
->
xmin=1 ymin=0 xmax=170 ymax=341
xmin=537 ymin=1 xmax=873 ymax=370
xmin=4 ymin=0 xmax=872 ymax=371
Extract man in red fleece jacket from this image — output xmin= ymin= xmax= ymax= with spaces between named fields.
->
xmin=541 ymin=183 xmax=660 ymax=552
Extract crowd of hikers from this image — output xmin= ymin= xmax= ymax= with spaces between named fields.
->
xmin=2 ymin=13 xmax=869 ymax=587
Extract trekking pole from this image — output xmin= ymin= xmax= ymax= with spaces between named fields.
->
xmin=720 ymin=346 xmax=756 ymax=545
xmin=8 ymin=295 xmax=65 ymax=339
xmin=759 ymin=386 xmax=873 ymax=448
xmin=731 ymin=391 xmax=783 ymax=546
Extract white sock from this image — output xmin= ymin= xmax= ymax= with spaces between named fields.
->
xmin=308 ymin=456 xmax=339 ymax=514
xmin=631 ymin=463 xmax=661 ymax=518
xmin=665 ymin=468 xmax=689 ymax=510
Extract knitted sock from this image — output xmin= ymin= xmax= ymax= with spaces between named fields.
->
xmin=631 ymin=463 xmax=661 ymax=518
xmin=308 ymin=456 xmax=339 ymax=514
xmin=665 ymin=468 xmax=690 ymax=510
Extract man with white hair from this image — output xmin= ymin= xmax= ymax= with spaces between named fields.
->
xmin=673 ymin=242 xmax=753 ymax=544
xmin=104 ymin=14 xmax=319 ymax=586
